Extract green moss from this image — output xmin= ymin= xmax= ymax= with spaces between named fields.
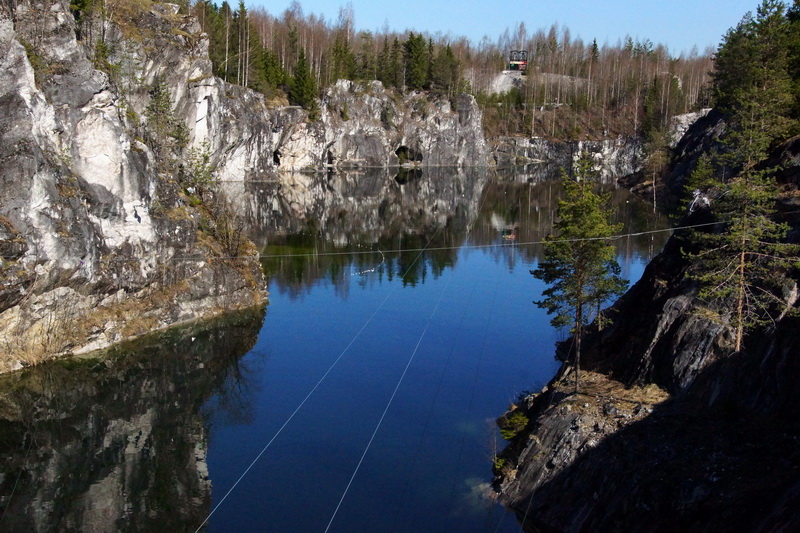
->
xmin=19 ymin=39 xmax=50 ymax=88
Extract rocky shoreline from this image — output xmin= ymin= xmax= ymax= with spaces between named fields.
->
xmin=491 ymin=112 xmax=800 ymax=529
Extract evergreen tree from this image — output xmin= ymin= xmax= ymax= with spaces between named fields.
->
xmin=356 ymin=31 xmax=376 ymax=81
xmin=70 ymin=0 xmax=95 ymax=40
xmin=260 ymin=48 xmax=286 ymax=90
xmin=686 ymin=167 xmax=797 ymax=352
xmin=390 ymin=37 xmax=404 ymax=90
xmin=431 ymin=44 xmax=460 ymax=96
xmin=377 ymin=36 xmax=391 ymax=87
xmin=532 ymin=153 xmax=627 ymax=392
xmin=331 ymin=34 xmax=356 ymax=81
xmin=404 ymin=32 xmax=428 ymax=90
xmin=289 ymin=48 xmax=318 ymax=115
xmin=714 ymin=0 xmax=797 ymax=169
xmin=145 ymin=78 xmax=187 ymax=157
xmin=685 ymin=0 xmax=800 ymax=352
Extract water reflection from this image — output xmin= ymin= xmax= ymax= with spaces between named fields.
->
xmin=250 ymin=168 xmax=669 ymax=293
xmin=0 ymin=168 xmax=671 ymax=532
xmin=0 ymin=309 xmax=264 ymax=533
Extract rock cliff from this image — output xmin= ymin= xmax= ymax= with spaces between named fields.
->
xmin=276 ymin=80 xmax=488 ymax=171
xmin=0 ymin=0 xmax=489 ymax=371
xmin=492 ymin=114 xmax=800 ymax=531
xmin=0 ymin=1 xmax=267 ymax=371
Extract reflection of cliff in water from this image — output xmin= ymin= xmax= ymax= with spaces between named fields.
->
xmin=225 ymin=167 xmax=488 ymax=247
xmin=0 ymin=309 xmax=264 ymax=533
xmin=246 ymin=168 xmax=670 ymax=294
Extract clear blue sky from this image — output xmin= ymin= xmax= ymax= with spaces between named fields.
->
xmin=246 ymin=0 xmax=763 ymax=56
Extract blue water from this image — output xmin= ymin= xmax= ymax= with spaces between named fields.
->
xmin=0 ymin=176 xmax=668 ymax=532
xmin=203 ymin=232 xmax=657 ymax=531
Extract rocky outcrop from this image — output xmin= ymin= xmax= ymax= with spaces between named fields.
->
xmin=492 ymin=136 xmax=643 ymax=183
xmin=492 ymin=118 xmax=800 ymax=530
xmin=0 ymin=1 xmax=267 ymax=371
xmin=274 ymin=80 xmax=488 ymax=170
xmin=495 ymin=352 xmax=800 ymax=532
xmin=0 ymin=1 xmax=489 ymax=371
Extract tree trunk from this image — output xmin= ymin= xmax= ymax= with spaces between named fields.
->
xmin=574 ymin=320 xmax=582 ymax=394
xmin=736 ymin=229 xmax=747 ymax=352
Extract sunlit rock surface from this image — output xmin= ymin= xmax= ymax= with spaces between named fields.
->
xmin=0 ymin=0 xmax=491 ymax=370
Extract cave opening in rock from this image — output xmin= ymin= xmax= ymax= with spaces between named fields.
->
xmin=395 ymin=146 xmax=422 ymax=164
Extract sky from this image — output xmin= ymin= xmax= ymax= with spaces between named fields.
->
xmin=246 ymin=0 xmax=763 ymax=56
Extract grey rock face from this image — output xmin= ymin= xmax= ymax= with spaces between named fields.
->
xmin=275 ymin=80 xmax=488 ymax=171
xmin=492 ymin=135 xmax=643 ymax=183
xmin=0 ymin=1 xmax=266 ymax=370
xmin=0 ymin=1 xmax=491 ymax=370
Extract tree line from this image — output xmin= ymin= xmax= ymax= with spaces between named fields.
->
xmin=67 ymin=1 xmax=714 ymax=139
xmin=533 ymin=0 xmax=800 ymax=391
xmin=179 ymin=1 xmax=712 ymax=139
xmin=185 ymin=0 xmax=464 ymax=108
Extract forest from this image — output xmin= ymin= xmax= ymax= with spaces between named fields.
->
xmin=70 ymin=0 xmax=800 ymax=148
xmin=158 ymin=0 xmax=714 ymax=140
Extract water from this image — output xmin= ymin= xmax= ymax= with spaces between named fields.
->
xmin=0 ymin=170 xmax=669 ymax=532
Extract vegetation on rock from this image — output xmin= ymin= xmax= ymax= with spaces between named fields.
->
xmin=683 ymin=0 xmax=800 ymax=352
xmin=532 ymin=152 xmax=627 ymax=392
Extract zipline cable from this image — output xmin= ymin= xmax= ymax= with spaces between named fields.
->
xmin=196 ymin=228 xmax=444 ymax=532
xmin=194 ymin=254 xmax=402 ymax=532
xmin=98 ymin=218 xmax=748 ymax=264
xmin=388 ymin=182 xmax=494 ymax=530
xmin=390 ymin=243 xmax=481 ymax=531
xmin=444 ymin=260 xmax=504 ymax=524
xmin=323 ymin=229 xmax=447 ymax=532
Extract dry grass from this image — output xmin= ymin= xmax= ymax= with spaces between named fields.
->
xmin=552 ymin=369 xmax=670 ymax=416
xmin=106 ymin=0 xmax=156 ymax=41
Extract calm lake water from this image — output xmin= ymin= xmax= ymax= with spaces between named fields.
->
xmin=0 ymin=169 xmax=669 ymax=532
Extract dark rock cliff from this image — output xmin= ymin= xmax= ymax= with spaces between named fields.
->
xmin=492 ymin=114 xmax=800 ymax=531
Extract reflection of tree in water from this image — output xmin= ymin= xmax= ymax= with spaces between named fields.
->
xmin=258 ymin=170 xmax=671 ymax=294
xmin=470 ymin=180 xmax=671 ymax=271
xmin=263 ymin=222 xmax=465 ymax=294
xmin=0 ymin=308 xmax=264 ymax=533
xmin=379 ymin=229 xmax=461 ymax=287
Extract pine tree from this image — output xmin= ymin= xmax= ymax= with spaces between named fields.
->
xmin=289 ymin=48 xmax=318 ymax=115
xmin=356 ymin=31 xmax=376 ymax=81
xmin=532 ymin=153 xmax=627 ymax=392
xmin=390 ymin=37 xmax=404 ymax=90
xmin=404 ymin=32 xmax=428 ymax=90
xmin=714 ymin=0 xmax=796 ymax=170
xmin=331 ymin=34 xmax=356 ymax=81
xmin=685 ymin=0 xmax=800 ymax=352
xmin=687 ymin=169 xmax=797 ymax=352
